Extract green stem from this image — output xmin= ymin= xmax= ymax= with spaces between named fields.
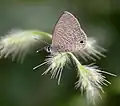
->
xmin=68 ymin=52 xmax=88 ymax=73
xmin=31 ymin=30 xmax=52 ymax=44
xmin=32 ymin=30 xmax=52 ymax=38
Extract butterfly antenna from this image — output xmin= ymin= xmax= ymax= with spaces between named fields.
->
xmin=36 ymin=48 xmax=44 ymax=53
xmin=36 ymin=39 xmax=51 ymax=53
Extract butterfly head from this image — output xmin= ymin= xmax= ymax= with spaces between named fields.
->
xmin=44 ymin=45 xmax=52 ymax=53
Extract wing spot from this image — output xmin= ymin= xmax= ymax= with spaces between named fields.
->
xmin=80 ymin=40 xmax=83 ymax=43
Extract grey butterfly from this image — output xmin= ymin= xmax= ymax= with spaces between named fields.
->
xmin=34 ymin=11 xmax=88 ymax=70
xmin=45 ymin=11 xmax=87 ymax=54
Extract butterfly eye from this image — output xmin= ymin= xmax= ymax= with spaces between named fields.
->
xmin=80 ymin=40 xmax=84 ymax=43
xmin=44 ymin=46 xmax=51 ymax=53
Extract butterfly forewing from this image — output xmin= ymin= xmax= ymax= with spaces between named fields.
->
xmin=52 ymin=11 xmax=87 ymax=53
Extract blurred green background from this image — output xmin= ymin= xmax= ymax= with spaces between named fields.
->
xmin=0 ymin=0 xmax=120 ymax=106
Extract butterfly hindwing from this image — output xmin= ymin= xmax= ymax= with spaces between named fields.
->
xmin=52 ymin=11 xmax=87 ymax=53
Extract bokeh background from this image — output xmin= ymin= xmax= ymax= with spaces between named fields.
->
xmin=0 ymin=0 xmax=120 ymax=106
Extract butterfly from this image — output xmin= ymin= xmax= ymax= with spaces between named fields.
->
xmin=34 ymin=11 xmax=88 ymax=70
xmin=45 ymin=11 xmax=87 ymax=54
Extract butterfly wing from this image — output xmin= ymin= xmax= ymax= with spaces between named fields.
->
xmin=52 ymin=11 xmax=87 ymax=53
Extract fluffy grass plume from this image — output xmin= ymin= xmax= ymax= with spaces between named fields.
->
xmin=0 ymin=29 xmax=116 ymax=104
xmin=0 ymin=29 xmax=51 ymax=62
